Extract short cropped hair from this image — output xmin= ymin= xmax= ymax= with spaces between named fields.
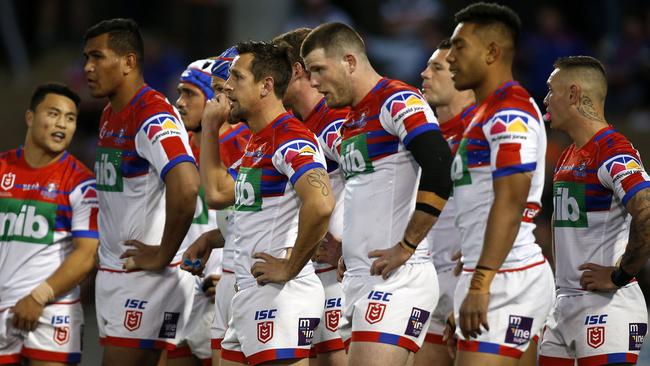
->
xmin=273 ymin=28 xmax=312 ymax=68
xmin=437 ymin=38 xmax=452 ymax=50
xmin=84 ymin=18 xmax=144 ymax=68
xmin=553 ymin=56 xmax=607 ymax=78
xmin=300 ymin=22 xmax=365 ymax=59
xmin=235 ymin=41 xmax=292 ymax=99
xmin=29 ymin=83 xmax=81 ymax=111
xmin=455 ymin=2 xmax=521 ymax=47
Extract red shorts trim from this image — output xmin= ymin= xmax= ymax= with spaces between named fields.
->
xmin=577 ymin=352 xmax=638 ymax=366
xmin=424 ymin=333 xmax=445 ymax=345
xmin=167 ymin=344 xmax=192 ymax=358
xmin=457 ymin=340 xmax=523 ymax=359
xmin=0 ymin=354 xmax=21 ymax=364
xmin=464 ymin=258 xmax=546 ymax=273
xmin=22 ymin=347 xmax=81 ymax=363
xmin=222 ymin=269 xmax=234 ymax=274
xmin=211 ymin=338 xmax=223 ymax=350
xmin=315 ymin=266 xmax=336 ymax=274
xmin=100 ymin=336 xmax=174 ymax=350
xmin=313 ymin=338 xmax=346 ymax=354
xmin=247 ymin=348 xmax=311 ymax=366
xmin=221 ymin=349 xmax=246 ymax=363
xmin=350 ymin=331 xmax=420 ymax=353
xmin=539 ymin=355 xmax=575 ymax=366
xmin=51 ymin=299 xmax=81 ymax=305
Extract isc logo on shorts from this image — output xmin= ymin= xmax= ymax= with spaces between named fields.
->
xmin=123 ymin=298 xmax=147 ymax=332
xmin=53 ymin=326 xmax=70 ymax=345
xmin=325 ymin=310 xmax=341 ymax=332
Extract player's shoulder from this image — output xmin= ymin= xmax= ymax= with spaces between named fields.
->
xmin=0 ymin=148 xmax=19 ymax=163
xmin=275 ymin=114 xmax=317 ymax=141
xmin=61 ymin=153 xmax=95 ymax=185
xmin=133 ymin=87 xmax=178 ymax=125
xmin=490 ymin=82 xmax=539 ymax=119
xmin=595 ymin=128 xmax=641 ymax=165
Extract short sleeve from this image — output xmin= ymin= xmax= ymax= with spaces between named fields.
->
xmin=69 ymin=179 xmax=99 ymax=239
xmin=273 ymin=138 xmax=327 ymax=186
xmin=317 ymin=117 xmax=344 ymax=164
xmin=483 ymin=108 xmax=542 ymax=178
xmin=598 ymin=152 xmax=650 ymax=206
xmin=378 ymin=90 xmax=440 ymax=146
xmin=135 ymin=112 xmax=196 ymax=180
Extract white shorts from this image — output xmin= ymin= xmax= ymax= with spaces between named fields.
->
xmin=426 ymin=268 xmax=459 ymax=345
xmin=210 ymin=270 xmax=235 ymax=350
xmin=221 ymin=274 xmax=325 ymax=366
xmin=168 ymin=275 xmax=214 ymax=362
xmin=539 ymin=282 xmax=648 ymax=365
xmin=454 ymin=258 xmax=555 ymax=359
xmin=312 ymin=268 xmax=345 ymax=355
xmin=95 ymin=266 xmax=195 ymax=350
xmin=340 ymin=262 xmax=438 ymax=353
xmin=0 ymin=301 xmax=83 ymax=364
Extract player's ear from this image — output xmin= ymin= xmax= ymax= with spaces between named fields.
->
xmin=292 ymin=62 xmax=304 ymax=80
xmin=486 ymin=42 xmax=500 ymax=65
xmin=123 ymin=52 xmax=137 ymax=75
xmin=25 ymin=110 xmax=34 ymax=128
xmin=342 ymin=54 xmax=356 ymax=74
xmin=260 ymin=77 xmax=274 ymax=97
xmin=569 ymin=84 xmax=580 ymax=105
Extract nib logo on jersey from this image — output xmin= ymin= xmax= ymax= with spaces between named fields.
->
xmin=95 ymin=147 xmax=123 ymax=192
xmin=0 ymin=198 xmax=56 ymax=244
xmin=553 ymin=181 xmax=587 ymax=228
xmin=340 ymin=134 xmax=373 ymax=179
xmin=505 ymin=315 xmax=533 ymax=345
xmin=234 ymin=167 xmax=262 ymax=212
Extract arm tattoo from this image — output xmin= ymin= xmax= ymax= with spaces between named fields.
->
xmin=306 ymin=169 xmax=330 ymax=197
xmin=622 ymin=188 xmax=650 ymax=274
xmin=578 ymin=96 xmax=605 ymax=122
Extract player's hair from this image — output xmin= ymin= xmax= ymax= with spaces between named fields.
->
xmin=272 ymin=28 xmax=312 ymax=68
xmin=84 ymin=18 xmax=144 ymax=69
xmin=300 ymin=22 xmax=366 ymax=59
xmin=29 ymin=83 xmax=81 ymax=111
xmin=235 ymin=41 xmax=292 ymax=99
xmin=553 ymin=56 xmax=607 ymax=78
xmin=454 ymin=2 xmax=521 ymax=47
xmin=437 ymin=38 xmax=452 ymax=50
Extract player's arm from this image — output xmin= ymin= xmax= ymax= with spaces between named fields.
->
xmin=123 ymin=162 xmax=199 ymax=271
xmin=369 ymin=130 xmax=452 ymax=278
xmin=181 ymin=228 xmax=226 ymax=275
xmin=12 ymin=237 xmax=99 ymax=331
xmin=580 ymin=187 xmax=650 ymax=290
xmin=200 ymin=94 xmax=235 ymax=209
xmin=252 ymin=168 xmax=335 ymax=284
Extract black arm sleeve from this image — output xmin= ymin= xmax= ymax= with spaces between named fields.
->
xmin=405 ymin=130 xmax=453 ymax=215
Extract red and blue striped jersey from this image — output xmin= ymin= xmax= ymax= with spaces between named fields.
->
xmin=452 ymin=81 xmax=546 ymax=270
xmin=553 ymin=126 xmax=650 ymax=289
xmin=95 ymin=85 xmax=196 ymax=270
xmin=227 ymin=113 xmax=327 ymax=287
xmin=338 ymin=78 xmax=440 ymax=275
xmin=0 ymin=148 xmax=97 ymax=307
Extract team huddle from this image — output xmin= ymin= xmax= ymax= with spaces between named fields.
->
xmin=1 ymin=2 xmax=650 ymax=366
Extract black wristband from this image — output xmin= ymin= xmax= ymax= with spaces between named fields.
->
xmin=402 ymin=237 xmax=418 ymax=250
xmin=610 ymin=265 xmax=634 ymax=287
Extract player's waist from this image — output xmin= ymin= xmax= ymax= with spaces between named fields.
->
xmin=343 ymin=252 xmax=431 ymax=277
xmin=462 ymin=253 xmax=546 ymax=273
xmin=233 ymin=264 xmax=315 ymax=292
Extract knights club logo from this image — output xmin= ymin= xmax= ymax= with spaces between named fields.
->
xmin=53 ymin=326 xmax=70 ymax=345
xmin=257 ymin=321 xmax=274 ymax=343
xmin=1 ymin=172 xmax=15 ymax=191
xmin=124 ymin=310 xmax=143 ymax=331
xmin=587 ymin=326 xmax=605 ymax=348
xmin=365 ymin=302 xmax=386 ymax=324
xmin=325 ymin=309 xmax=341 ymax=332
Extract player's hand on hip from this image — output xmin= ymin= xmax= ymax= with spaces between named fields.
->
xmin=313 ymin=232 xmax=342 ymax=269
xmin=251 ymin=252 xmax=291 ymax=285
xmin=181 ymin=233 xmax=213 ymax=275
xmin=11 ymin=295 xmax=44 ymax=331
xmin=121 ymin=240 xmax=165 ymax=272
xmin=368 ymin=243 xmax=411 ymax=280
xmin=579 ymin=263 xmax=618 ymax=292
xmin=458 ymin=292 xmax=490 ymax=339
xmin=202 ymin=274 xmax=221 ymax=298
xmin=442 ymin=311 xmax=458 ymax=360
xmin=452 ymin=250 xmax=463 ymax=277
xmin=201 ymin=94 xmax=230 ymax=134
xmin=336 ymin=256 xmax=346 ymax=283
